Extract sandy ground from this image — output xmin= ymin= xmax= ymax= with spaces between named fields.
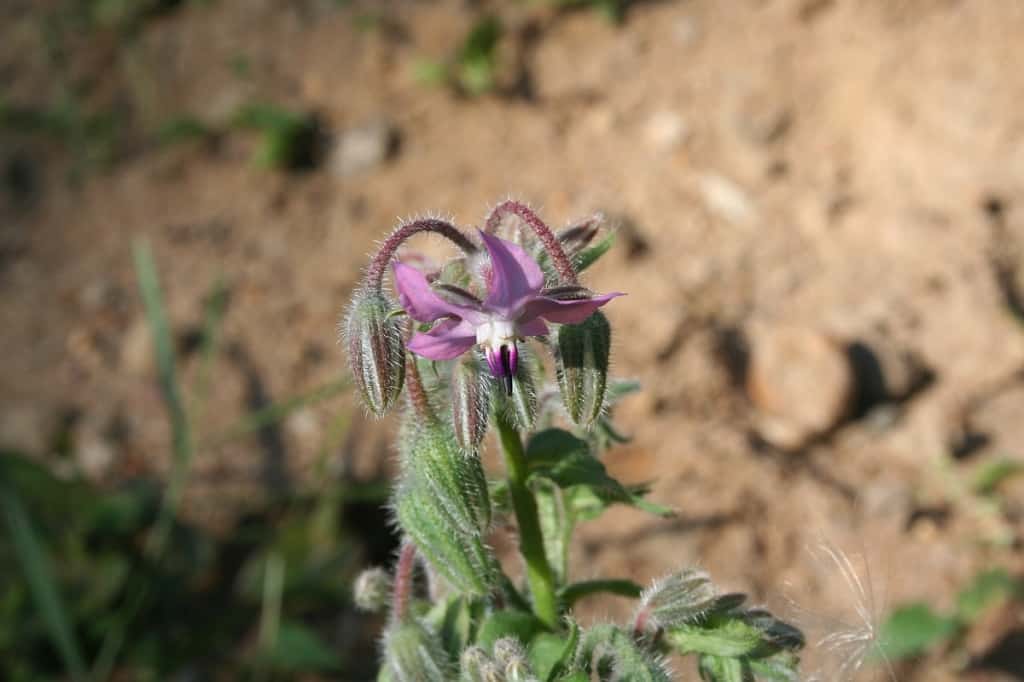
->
xmin=3 ymin=1 xmax=1024 ymax=679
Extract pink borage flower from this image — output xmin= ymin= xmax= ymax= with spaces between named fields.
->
xmin=393 ymin=231 xmax=622 ymax=392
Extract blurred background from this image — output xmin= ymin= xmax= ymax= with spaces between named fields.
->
xmin=2 ymin=0 xmax=1024 ymax=680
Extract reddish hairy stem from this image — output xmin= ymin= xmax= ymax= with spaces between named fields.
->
xmin=366 ymin=218 xmax=477 ymax=291
xmin=391 ymin=540 xmax=417 ymax=622
xmin=404 ymin=351 xmax=436 ymax=424
xmin=632 ymin=607 xmax=650 ymax=638
xmin=484 ymin=200 xmax=578 ymax=284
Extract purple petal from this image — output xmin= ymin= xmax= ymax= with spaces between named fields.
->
xmin=518 ymin=317 xmax=549 ymax=337
xmin=407 ymin=319 xmax=477 ymax=360
xmin=393 ymin=262 xmax=482 ymax=323
xmin=478 ymin=231 xmax=545 ymax=312
xmin=519 ymin=292 xmax=624 ymax=325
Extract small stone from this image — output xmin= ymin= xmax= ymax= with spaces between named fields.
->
xmin=735 ymin=94 xmax=792 ymax=146
xmin=861 ymin=480 xmax=913 ymax=521
xmin=285 ymin=408 xmax=321 ymax=452
xmin=747 ymin=325 xmax=854 ymax=448
xmin=699 ymin=174 xmax=757 ymax=226
xmin=672 ymin=15 xmax=700 ymax=48
xmin=329 ymin=119 xmax=398 ymax=178
xmin=76 ymin=427 xmax=115 ymax=478
xmin=645 ymin=110 xmax=690 ymax=151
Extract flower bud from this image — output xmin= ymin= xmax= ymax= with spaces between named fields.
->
xmin=383 ymin=621 xmax=450 ymax=682
xmin=460 ymin=646 xmax=503 ymax=682
xmin=493 ymin=637 xmax=535 ymax=682
xmin=343 ymin=286 xmax=406 ymax=416
xmin=557 ymin=215 xmax=601 ymax=257
xmin=634 ymin=569 xmax=718 ymax=633
xmin=554 ymin=311 xmax=611 ymax=427
xmin=451 ymin=353 xmax=491 ymax=450
xmin=394 ymin=420 xmax=496 ymax=595
xmin=353 ymin=566 xmax=392 ymax=613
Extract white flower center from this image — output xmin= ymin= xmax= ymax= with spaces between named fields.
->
xmin=475 ymin=318 xmax=517 ymax=350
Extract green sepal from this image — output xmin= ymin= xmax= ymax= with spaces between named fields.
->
xmin=554 ymin=312 xmax=611 ymax=427
xmin=573 ymin=231 xmax=615 ymax=273
xmin=394 ymin=418 xmax=497 ymax=595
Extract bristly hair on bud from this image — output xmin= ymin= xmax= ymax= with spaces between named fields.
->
xmin=393 ymin=416 xmax=497 ymax=596
xmin=354 ymin=566 xmax=393 ymax=613
xmin=382 ymin=620 xmax=451 ymax=682
xmin=633 ymin=568 xmax=719 ymax=636
xmin=342 ymin=286 xmax=406 ymax=416
xmin=450 ymin=352 xmax=491 ymax=451
xmin=554 ymin=310 xmax=612 ymax=427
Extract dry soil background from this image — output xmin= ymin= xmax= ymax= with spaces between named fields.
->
xmin=3 ymin=1 xmax=1024 ymax=680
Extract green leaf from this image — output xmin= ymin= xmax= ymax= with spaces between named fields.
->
xmin=533 ymin=479 xmax=572 ymax=585
xmin=666 ymin=617 xmax=764 ymax=658
xmin=526 ymin=429 xmax=672 ymax=518
xmin=526 ymin=428 xmax=590 ymax=466
xmin=544 ymin=619 xmax=579 ymax=682
xmin=955 ymin=568 xmax=1020 ymax=623
xmin=476 ymin=609 xmax=545 ymax=653
xmin=972 ymin=458 xmax=1024 ymax=496
xmin=573 ymin=231 xmax=615 ymax=273
xmin=554 ymin=674 xmax=589 ymax=682
xmin=697 ymin=654 xmax=750 ymax=682
xmin=748 ymin=651 xmax=800 ymax=682
xmin=559 ymin=579 xmax=643 ymax=608
xmin=156 ymin=116 xmax=211 ymax=145
xmin=134 ymin=240 xmax=192 ymax=554
xmin=458 ymin=15 xmax=501 ymax=64
xmin=878 ymin=603 xmax=959 ymax=660
xmin=0 ymin=467 xmax=87 ymax=681
xmin=436 ymin=596 xmax=477 ymax=660
xmin=529 ymin=632 xmax=570 ymax=681
xmin=263 ymin=621 xmax=342 ymax=672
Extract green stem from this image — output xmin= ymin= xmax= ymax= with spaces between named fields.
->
xmin=495 ymin=411 xmax=558 ymax=629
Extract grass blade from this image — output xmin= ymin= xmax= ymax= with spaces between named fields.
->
xmin=0 ymin=468 xmax=87 ymax=681
xmin=133 ymin=240 xmax=193 ymax=553
xmin=190 ymin=276 xmax=228 ymax=429
xmin=204 ymin=378 xmax=349 ymax=448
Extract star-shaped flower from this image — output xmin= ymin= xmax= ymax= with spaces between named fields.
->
xmin=393 ymin=231 xmax=622 ymax=392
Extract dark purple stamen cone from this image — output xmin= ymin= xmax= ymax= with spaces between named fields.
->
xmin=500 ymin=346 xmax=514 ymax=395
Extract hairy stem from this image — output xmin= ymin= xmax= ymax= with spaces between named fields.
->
xmin=366 ymin=218 xmax=477 ymax=291
xmin=391 ymin=540 xmax=417 ymax=622
xmin=484 ymin=201 xmax=578 ymax=284
xmin=404 ymin=353 xmax=436 ymax=424
xmin=494 ymin=410 xmax=558 ymax=629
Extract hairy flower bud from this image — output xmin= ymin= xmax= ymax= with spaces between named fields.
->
xmin=557 ymin=215 xmax=601 ymax=257
xmin=353 ymin=566 xmax=392 ymax=613
xmin=493 ymin=637 xmax=535 ymax=682
xmin=383 ymin=621 xmax=450 ymax=682
xmin=460 ymin=646 xmax=503 ymax=682
xmin=343 ymin=286 xmax=405 ymax=416
xmin=554 ymin=311 xmax=611 ymax=427
xmin=451 ymin=353 xmax=491 ymax=450
xmin=394 ymin=420 xmax=496 ymax=595
xmin=634 ymin=569 xmax=718 ymax=633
